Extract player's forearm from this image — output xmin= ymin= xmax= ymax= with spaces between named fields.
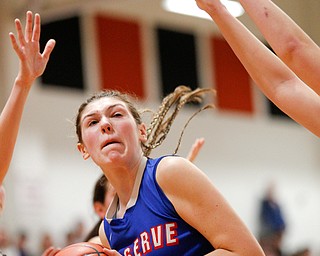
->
xmin=206 ymin=3 xmax=295 ymax=98
xmin=0 ymin=79 xmax=32 ymax=183
xmin=239 ymin=0 xmax=320 ymax=93
xmin=239 ymin=0 xmax=312 ymax=57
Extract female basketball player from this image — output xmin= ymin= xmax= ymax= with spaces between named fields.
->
xmin=67 ymin=86 xmax=264 ymax=255
xmin=196 ymin=0 xmax=320 ymax=137
xmin=0 ymin=11 xmax=55 ymax=207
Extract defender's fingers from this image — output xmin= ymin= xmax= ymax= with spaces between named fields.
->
xmin=15 ymin=18 xmax=25 ymax=46
xmin=25 ymin=11 xmax=33 ymax=42
xmin=32 ymin=13 xmax=41 ymax=42
xmin=9 ymin=32 xmax=23 ymax=59
xmin=42 ymin=39 xmax=56 ymax=61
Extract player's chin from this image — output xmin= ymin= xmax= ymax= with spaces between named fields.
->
xmin=106 ymin=150 xmax=126 ymax=162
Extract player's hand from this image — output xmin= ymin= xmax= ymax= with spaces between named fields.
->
xmin=195 ymin=0 xmax=218 ymax=13
xmin=186 ymin=138 xmax=205 ymax=162
xmin=9 ymin=11 xmax=55 ymax=87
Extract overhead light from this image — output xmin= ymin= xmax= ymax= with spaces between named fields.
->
xmin=162 ymin=0 xmax=244 ymax=19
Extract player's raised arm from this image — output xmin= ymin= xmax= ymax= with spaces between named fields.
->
xmin=196 ymin=0 xmax=320 ymax=137
xmin=0 ymin=11 xmax=55 ymax=184
xmin=238 ymin=0 xmax=320 ymax=95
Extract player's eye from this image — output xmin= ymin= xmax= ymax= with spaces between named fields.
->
xmin=88 ymin=120 xmax=98 ymax=126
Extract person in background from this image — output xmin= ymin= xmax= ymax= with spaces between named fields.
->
xmin=72 ymin=220 xmax=86 ymax=244
xmin=259 ymin=183 xmax=286 ymax=256
xmin=0 ymin=11 xmax=55 ymax=213
xmin=195 ymin=0 xmax=320 ymax=138
xmin=39 ymin=233 xmax=54 ymax=255
xmin=0 ymin=228 xmax=19 ymax=256
xmin=16 ymin=232 xmax=31 ymax=256
xmin=84 ymin=174 xmax=115 ymax=244
xmin=291 ymin=247 xmax=311 ymax=256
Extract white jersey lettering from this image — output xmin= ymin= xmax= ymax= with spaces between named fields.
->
xmin=140 ymin=231 xmax=152 ymax=254
xmin=122 ymin=222 xmax=179 ymax=255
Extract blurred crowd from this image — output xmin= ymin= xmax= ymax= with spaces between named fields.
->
xmin=0 ymin=221 xmax=86 ymax=256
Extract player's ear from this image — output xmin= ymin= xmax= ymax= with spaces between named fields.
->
xmin=77 ymin=143 xmax=90 ymax=160
xmin=138 ymin=123 xmax=147 ymax=143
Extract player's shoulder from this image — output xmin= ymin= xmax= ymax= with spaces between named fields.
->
xmin=158 ymin=155 xmax=190 ymax=170
xmin=156 ymin=155 xmax=196 ymax=183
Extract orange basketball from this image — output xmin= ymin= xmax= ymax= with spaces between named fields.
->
xmin=56 ymin=242 xmax=107 ymax=255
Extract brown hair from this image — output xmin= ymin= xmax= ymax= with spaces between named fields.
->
xmin=93 ymin=174 xmax=108 ymax=204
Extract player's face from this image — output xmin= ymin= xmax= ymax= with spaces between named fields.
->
xmin=77 ymin=97 xmax=146 ymax=167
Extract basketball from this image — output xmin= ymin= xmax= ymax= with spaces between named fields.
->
xmin=56 ymin=242 xmax=107 ymax=255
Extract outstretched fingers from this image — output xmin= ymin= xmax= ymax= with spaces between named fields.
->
xmin=32 ymin=13 xmax=41 ymax=42
xmin=9 ymin=12 xmax=30 ymax=59
xmin=14 ymin=17 xmax=25 ymax=48
xmin=9 ymin=11 xmax=56 ymax=83
xmin=25 ymin=11 xmax=33 ymax=42
xmin=9 ymin=32 xmax=24 ymax=59
xmin=42 ymin=39 xmax=56 ymax=63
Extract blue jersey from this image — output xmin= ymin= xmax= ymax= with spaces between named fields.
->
xmin=103 ymin=156 xmax=214 ymax=255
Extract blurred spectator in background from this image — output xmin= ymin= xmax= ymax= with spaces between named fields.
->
xmin=259 ymin=182 xmax=286 ymax=256
xmin=291 ymin=247 xmax=311 ymax=256
xmin=39 ymin=232 xmax=54 ymax=254
xmin=0 ymin=228 xmax=19 ymax=256
xmin=16 ymin=232 xmax=31 ymax=256
xmin=84 ymin=174 xmax=115 ymax=243
xmin=64 ymin=231 xmax=76 ymax=247
xmin=64 ymin=220 xmax=86 ymax=247
xmin=72 ymin=220 xmax=85 ymax=243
